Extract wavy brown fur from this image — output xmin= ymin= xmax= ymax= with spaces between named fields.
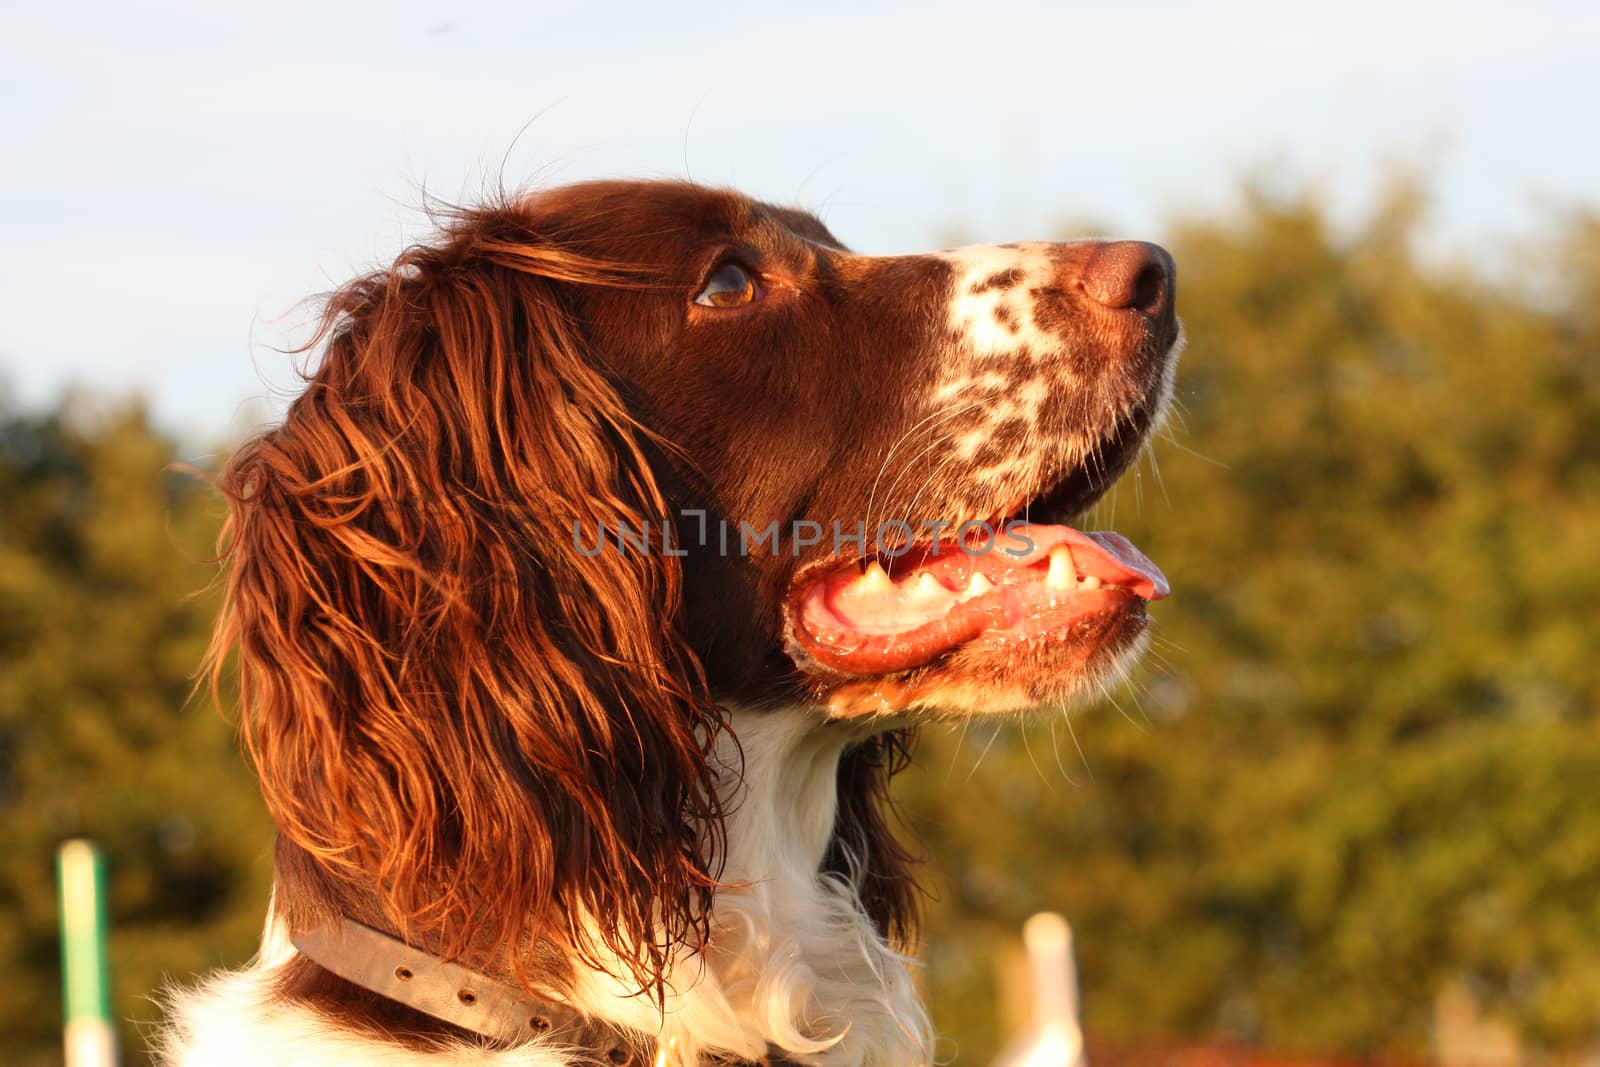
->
xmin=825 ymin=730 xmax=921 ymax=949
xmin=206 ymin=201 xmax=728 ymax=998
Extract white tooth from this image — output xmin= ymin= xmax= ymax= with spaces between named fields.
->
xmin=1046 ymin=545 xmax=1072 ymax=591
xmin=966 ymin=572 xmax=994 ymax=597
xmin=860 ymin=560 xmax=892 ymax=594
xmin=1079 ymin=573 xmax=1103 ymax=591
xmin=906 ymin=572 xmax=949 ymax=608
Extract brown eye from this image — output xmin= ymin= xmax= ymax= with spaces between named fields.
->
xmin=694 ymin=262 xmax=759 ymax=308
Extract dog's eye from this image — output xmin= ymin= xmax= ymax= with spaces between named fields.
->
xmin=694 ymin=262 xmax=760 ymax=308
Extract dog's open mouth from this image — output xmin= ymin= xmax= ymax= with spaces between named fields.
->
xmin=785 ymin=408 xmax=1170 ymax=680
xmin=790 ymin=521 xmax=1166 ymax=676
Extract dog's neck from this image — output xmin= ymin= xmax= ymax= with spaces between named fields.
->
xmin=159 ymin=706 xmax=931 ymax=1067
xmin=572 ymin=706 xmax=929 ymax=1065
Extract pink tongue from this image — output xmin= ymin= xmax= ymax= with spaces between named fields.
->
xmin=1008 ymin=525 xmax=1168 ymax=600
xmin=1079 ymin=530 xmax=1170 ymax=600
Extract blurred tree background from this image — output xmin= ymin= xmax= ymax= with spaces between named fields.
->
xmin=0 ymin=403 xmax=273 ymax=1065
xmin=1 ymin=182 xmax=1597 ymax=1064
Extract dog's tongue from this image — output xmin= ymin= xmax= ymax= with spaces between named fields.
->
xmin=1072 ymin=529 xmax=1168 ymax=600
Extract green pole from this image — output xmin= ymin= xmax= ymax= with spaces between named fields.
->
xmin=57 ymin=839 xmax=118 ymax=1067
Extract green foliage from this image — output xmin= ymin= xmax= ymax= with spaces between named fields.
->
xmin=904 ymin=184 xmax=1600 ymax=1061
xmin=1 ymin=182 xmax=1597 ymax=1064
xmin=0 ymin=400 xmax=272 ymax=1065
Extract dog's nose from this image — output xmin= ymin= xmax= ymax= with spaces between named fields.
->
xmin=1078 ymin=241 xmax=1175 ymax=321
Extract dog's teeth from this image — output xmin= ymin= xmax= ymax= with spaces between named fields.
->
xmin=966 ymin=572 xmax=994 ymax=597
xmin=1045 ymin=545 xmax=1073 ymax=591
xmin=1079 ymin=574 xmax=1102 ymax=591
xmin=904 ymin=571 xmax=950 ymax=609
xmin=860 ymin=560 xmax=892 ymax=594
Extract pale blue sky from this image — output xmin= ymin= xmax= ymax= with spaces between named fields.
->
xmin=3 ymin=1 xmax=1597 ymax=440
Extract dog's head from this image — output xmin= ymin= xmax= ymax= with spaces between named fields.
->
xmin=540 ymin=181 xmax=1179 ymax=718
xmin=212 ymin=179 xmax=1178 ymax=992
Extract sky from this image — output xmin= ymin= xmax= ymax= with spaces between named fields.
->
xmin=2 ymin=1 xmax=1598 ymax=442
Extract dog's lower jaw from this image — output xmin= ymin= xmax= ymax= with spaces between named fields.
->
xmin=157 ymin=706 xmax=931 ymax=1067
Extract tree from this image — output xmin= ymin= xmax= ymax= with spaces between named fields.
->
xmin=0 ymin=397 xmax=273 ymax=1066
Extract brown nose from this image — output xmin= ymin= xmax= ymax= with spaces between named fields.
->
xmin=1078 ymin=241 xmax=1176 ymax=322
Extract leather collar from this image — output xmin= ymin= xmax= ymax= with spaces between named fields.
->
xmin=291 ymin=918 xmax=654 ymax=1064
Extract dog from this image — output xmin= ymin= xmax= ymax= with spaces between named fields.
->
xmin=159 ymin=179 xmax=1179 ymax=1066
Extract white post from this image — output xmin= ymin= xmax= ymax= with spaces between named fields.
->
xmin=990 ymin=912 xmax=1086 ymax=1067
xmin=58 ymin=839 xmax=118 ymax=1067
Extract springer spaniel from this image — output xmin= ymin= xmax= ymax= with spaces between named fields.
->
xmin=160 ymin=180 xmax=1180 ymax=1067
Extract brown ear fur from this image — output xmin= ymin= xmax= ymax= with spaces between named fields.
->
xmin=826 ymin=730 xmax=922 ymax=949
xmin=207 ymin=203 xmax=724 ymax=996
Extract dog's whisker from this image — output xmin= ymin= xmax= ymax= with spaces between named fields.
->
xmin=1150 ymin=631 xmax=1191 ymax=656
xmin=1157 ymin=427 xmax=1229 ymax=469
xmin=1046 ymin=719 xmax=1081 ymax=787
xmin=863 ymin=397 xmax=987 ymax=534
xmin=1144 ymin=440 xmax=1173 ymax=511
xmin=1096 ymin=665 xmax=1148 ymax=734
xmin=1104 ymin=654 xmax=1156 ymax=731
xmin=1019 ymin=720 xmax=1055 ymax=790
xmin=1059 ymin=699 xmax=1095 ymax=784
xmin=944 ymin=717 xmax=977 ymax=786
xmin=964 ymin=722 xmax=1006 ymax=783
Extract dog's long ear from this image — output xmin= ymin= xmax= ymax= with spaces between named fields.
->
xmin=208 ymin=206 xmax=723 ymax=995
xmin=827 ymin=730 xmax=922 ymax=949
